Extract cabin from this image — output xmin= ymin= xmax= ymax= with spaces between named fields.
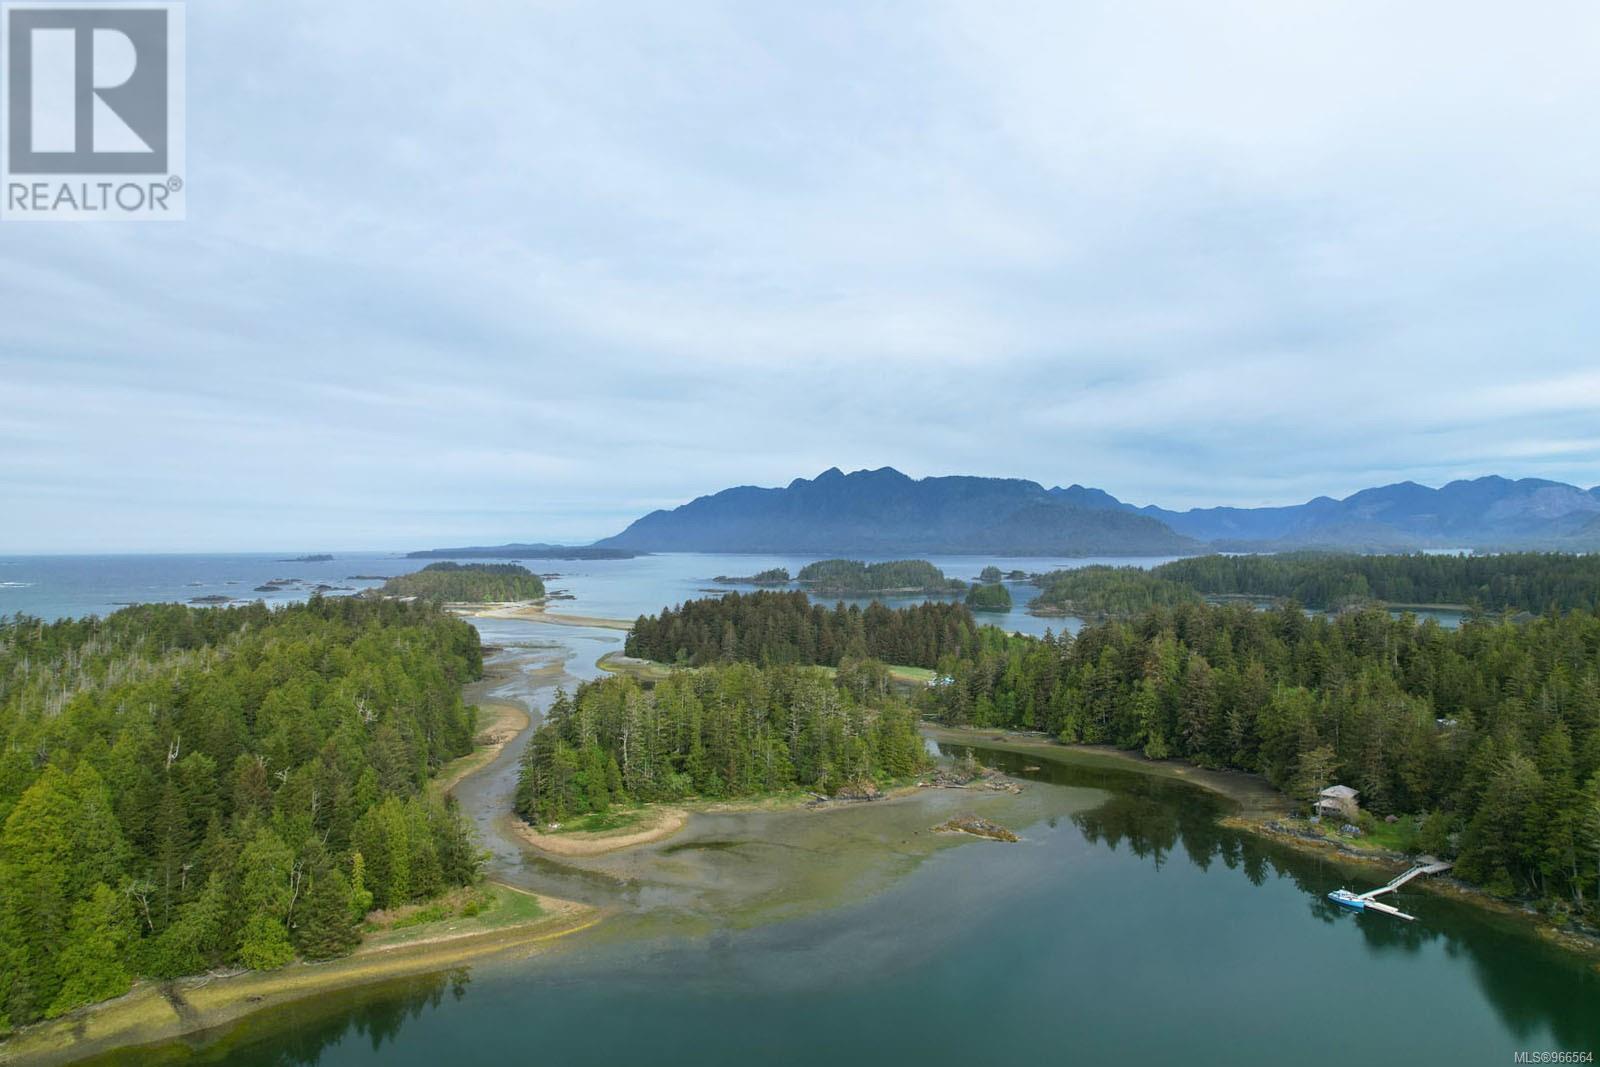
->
xmin=1316 ymin=784 xmax=1359 ymax=820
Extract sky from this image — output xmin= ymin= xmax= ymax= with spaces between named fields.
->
xmin=5 ymin=0 xmax=1600 ymax=552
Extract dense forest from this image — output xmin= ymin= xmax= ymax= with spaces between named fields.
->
xmin=514 ymin=665 xmax=928 ymax=824
xmin=795 ymin=559 xmax=966 ymax=595
xmin=965 ymin=584 xmax=1013 ymax=612
xmin=379 ymin=562 xmax=546 ymax=603
xmin=1031 ymin=565 xmax=1200 ymax=618
xmin=624 ymin=591 xmax=981 ymax=668
xmin=1154 ymin=552 xmax=1600 ymax=613
xmin=923 ymin=602 xmax=1600 ymax=910
xmin=713 ymin=568 xmax=790 ymax=585
xmin=0 ymin=598 xmax=484 ymax=1032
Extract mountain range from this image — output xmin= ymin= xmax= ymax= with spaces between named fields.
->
xmin=590 ymin=468 xmax=1600 ymax=556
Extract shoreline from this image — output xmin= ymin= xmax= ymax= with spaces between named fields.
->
xmin=927 ymin=724 xmax=1600 ymax=965
xmin=0 ymin=885 xmax=599 ymax=1067
xmin=1230 ymin=815 xmax=1600 ymax=965
xmin=460 ymin=600 xmax=634 ymax=630
xmin=923 ymin=725 xmax=1289 ymax=814
xmin=511 ymin=806 xmax=689 ymax=857
xmin=433 ymin=699 xmax=531 ymax=795
xmin=508 ymin=780 xmax=955 ymax=861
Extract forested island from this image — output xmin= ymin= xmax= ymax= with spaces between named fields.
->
xmin=1030 ymin=552 xmax=1600 ymax=618
xmin=965 ymin=583 xmax=1012 ymax=612
xmin=625 ymin=590 xmax=979 ymax=668
xmin=1030 ymin=565 xmax=1202 ymax=618
xmin=1155 ymin=551 xmax=1600 ymax=612
xmin=712 ymin=567 xmax=790 ymax=585
xmin=379 ymin=562 xmax=546 ymax=603
xmin=514 ymin=665 xmax=928 ymax=825
xmin=0 ymin=598 xmax=484 ymax=1032
xmin=796 ymin=559 xmax=966 ymax=595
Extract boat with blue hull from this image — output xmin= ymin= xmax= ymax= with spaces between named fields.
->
xmin=1328 ymin=888 xmax=1367 ymax=911
xmin=1327 ymin=857 xmax=1454 ymax=921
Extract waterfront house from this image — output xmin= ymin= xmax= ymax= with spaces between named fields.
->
xmin=1316 ymin=784 xmax=1359 ymax=820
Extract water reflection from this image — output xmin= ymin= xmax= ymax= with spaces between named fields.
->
xmin=77 ymin=970 xmax=472 ymax=1067
xmin=949 ymin=742 xmax=1600 ymax=1052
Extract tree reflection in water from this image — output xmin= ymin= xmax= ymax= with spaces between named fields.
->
xmin=948 ymin=742 xmax=1600 ymax=1053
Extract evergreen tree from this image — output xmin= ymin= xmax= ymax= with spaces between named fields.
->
xmin=46 ymin=884 xmax=136 ymax=1018
xmin=294 ymin=865 xmax=359 ymax=960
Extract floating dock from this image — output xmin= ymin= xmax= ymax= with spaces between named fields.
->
xmin=1327 ymin=856 xmax=1453 ymax=921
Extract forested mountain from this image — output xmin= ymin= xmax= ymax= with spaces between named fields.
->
xmin=587 ymin=468 xmax=1600 ymax=556
xmin=514 ymin=666 xmax=928 ymax=824
xmin=594 ymin=467 xmax=1196 ymax=555
xmin=1051 ymin=476 xmax=1600 ymax=550
xmin=625 ymin=591 xmax=980 ymax=668
xmin=379 ymin=562 xmax=545 ymax=603
xmin=922 ymin=602 xmax=1600 ymax=909
xmin=0 ymin=598 xmax=483 ymax=1031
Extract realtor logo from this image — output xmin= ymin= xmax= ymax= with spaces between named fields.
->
xmin=3 ymin=2 xmax=185 ymax=220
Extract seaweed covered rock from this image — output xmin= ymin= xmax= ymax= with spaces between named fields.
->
xmin=933 ymin=815 xmax=1019 ymax=842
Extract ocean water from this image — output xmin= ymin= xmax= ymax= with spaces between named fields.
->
xmin=0 ymin=550 xmax=1136 ymax=634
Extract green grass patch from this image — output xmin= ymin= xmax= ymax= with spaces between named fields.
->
xmin=552 ymin=808 xmax=645 ymax=834
xmin=388 ymin=900 xmax=457 ymax=929
xmin=1305 ymin=812 xmax=1423 ymax=853
xmin=364 ymin=884 xmax=545 ymax=947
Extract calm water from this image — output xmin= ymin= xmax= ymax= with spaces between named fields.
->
xmin=0 ymin=551 xmax=1465 ymax=634
xmin=0 ymin=550 xmax=1130 ymax=635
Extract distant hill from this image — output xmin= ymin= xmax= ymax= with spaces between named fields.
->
xmin=1048 ymin=475 xmax=1600 ymax=550
xmin=406 ymin=543 xmax=636 ymax=560
xmin=426 ymin=471 xmax=1600 ymax=561
xmin=593 ymin=467 xmax=1198 ymax=556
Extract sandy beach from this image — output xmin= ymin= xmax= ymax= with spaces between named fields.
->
xmin=513 ymin=805 xmax=689 ymax=856
xmin=463 ymin=600 xmax=634 ymax=630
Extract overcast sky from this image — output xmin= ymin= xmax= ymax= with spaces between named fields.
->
xmin=5 ymin=1 xmax=1600 ymax=552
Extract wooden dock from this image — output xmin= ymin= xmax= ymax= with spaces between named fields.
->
xmin=1348 ymin=856 xmax=1453 ymax=921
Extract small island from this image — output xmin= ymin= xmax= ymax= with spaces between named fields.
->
xmin=796 ymin=559 xmax=967 ymax=596
xmin=380 ymin=562 xmax=547 ymax=603
xmin=1028 ymin=565 xmax=1197 ymax=618
xmin=965 ymin=583 xmax=1012 ymax=612
xmin=277 ymin=553 xmax=334 ymax=563
xmin=713 ymin=567 xmax=791 ymax=585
